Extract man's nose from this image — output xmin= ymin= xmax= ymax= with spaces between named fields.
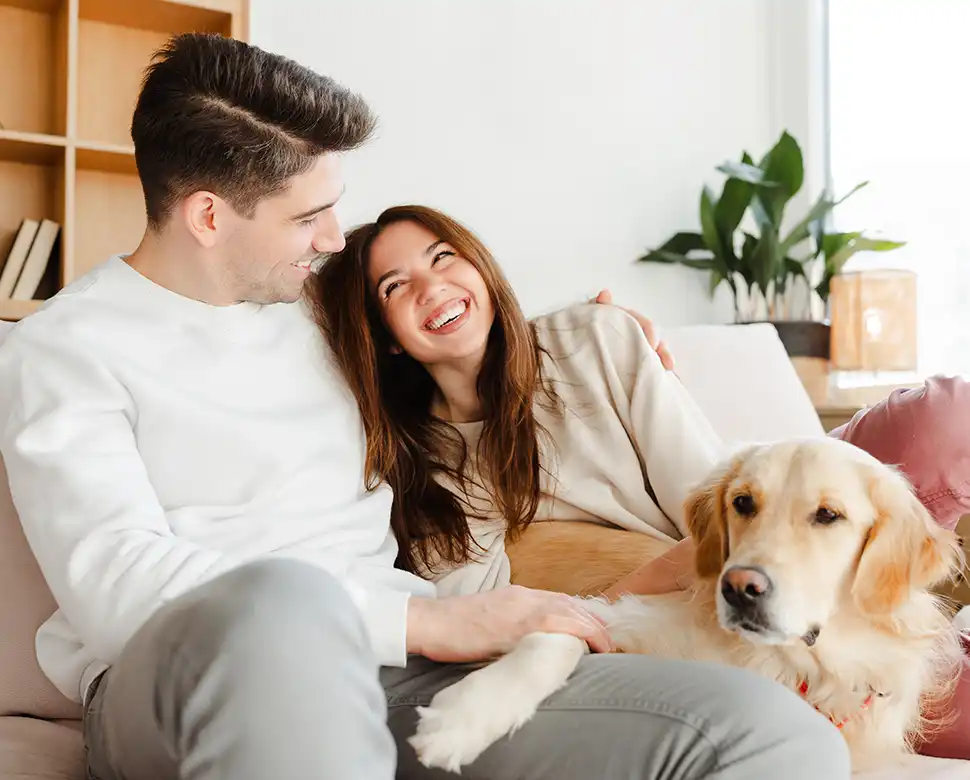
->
xmin=311 ymin=211 xmax=345 ymax=254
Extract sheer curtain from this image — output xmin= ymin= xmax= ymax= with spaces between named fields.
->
xmin=826 ymin=0 xmax=970 ymax=379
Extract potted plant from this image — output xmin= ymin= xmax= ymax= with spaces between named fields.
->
xmin=637 ymin=130 xmax=905 ymax=359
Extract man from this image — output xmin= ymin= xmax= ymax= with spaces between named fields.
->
xmin=0 ymin=33 xmax=849 ymax=780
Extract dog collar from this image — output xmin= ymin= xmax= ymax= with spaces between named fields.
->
xmin=797 ymin=680 xmax=876 ymax=730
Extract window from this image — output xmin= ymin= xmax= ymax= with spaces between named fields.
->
xmin=826 ymin=0 xmax=970 ymax=378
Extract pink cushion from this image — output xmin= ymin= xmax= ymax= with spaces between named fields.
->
xmin=832 ymin=376 xmax=970 ymax=758
xmin=0 ymin=321 xmax=81 ymax=721
xmin=830 ymin=375 xmax=970 ymax=531
xmin=0 ymin=717 xmax=84 ymax=779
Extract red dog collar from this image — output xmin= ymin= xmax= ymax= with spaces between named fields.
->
xmin=797 ymin=680 xmax=875 ymax=730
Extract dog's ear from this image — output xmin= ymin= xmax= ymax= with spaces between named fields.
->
xmin=685 ymin=468 xmax=731 ymax=579
xmin=852 ymin=469 xmax=964 ymax=617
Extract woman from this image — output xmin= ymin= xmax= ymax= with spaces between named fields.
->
xmin=306 ymin=204 xmax=726 ymax=600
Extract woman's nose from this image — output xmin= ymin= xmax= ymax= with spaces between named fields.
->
xmin=414 ymin=273 xmax=445 ymax=306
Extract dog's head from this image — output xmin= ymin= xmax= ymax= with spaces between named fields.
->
xmin=686 ymin=437 xmax=963 ymax=646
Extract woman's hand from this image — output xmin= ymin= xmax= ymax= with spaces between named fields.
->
xmin=591 ymin=289 xmax=675 ymax=371
xmin=601 ymin=536 xmax=697 ymax=601
xmin=407 ymin=585 xmax=614 ymax=664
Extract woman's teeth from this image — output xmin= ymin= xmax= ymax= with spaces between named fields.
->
xmin=427 ymin=300 xmax=467 ymax=330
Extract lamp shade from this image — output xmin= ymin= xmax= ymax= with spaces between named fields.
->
xmin=829 ymin=269 xmax=917 ymax=371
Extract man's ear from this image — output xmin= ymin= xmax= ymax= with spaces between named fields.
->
xmin=852 ymin=468 xmax=965 ymax=617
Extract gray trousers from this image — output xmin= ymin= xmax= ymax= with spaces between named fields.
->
xmin=83 ymin=560 xmax=850 ymax=780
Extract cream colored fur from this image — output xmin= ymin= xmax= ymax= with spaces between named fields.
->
xmin=408 ymin=437 xmax=967 ymax=774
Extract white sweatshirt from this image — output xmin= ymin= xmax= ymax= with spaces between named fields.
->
xmin=425 ymin=304 xmax=727 ymax=597
xmin=0 ymin=256 xmax=436 ymax=704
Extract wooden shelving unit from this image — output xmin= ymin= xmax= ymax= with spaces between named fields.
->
xmin=0 ymin=0 xmax=249 ymax=321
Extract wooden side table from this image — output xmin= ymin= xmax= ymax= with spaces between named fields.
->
xmin=815 ymin=404 xmax=864 ymax=433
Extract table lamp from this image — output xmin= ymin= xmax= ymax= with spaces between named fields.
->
xmin=829 ymin=269 xmax=918 ymax=373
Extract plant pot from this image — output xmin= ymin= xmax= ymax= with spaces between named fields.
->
xmin=769 ymin=320 xmax=831 ymax=360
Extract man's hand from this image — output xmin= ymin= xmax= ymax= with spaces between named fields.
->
xmin=591 ymin=289 xmax=675 ymax=371
xmin=407 ymin=586 xmax=614 ymax=664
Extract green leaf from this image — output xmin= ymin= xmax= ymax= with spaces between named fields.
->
xmin=821 ymin=231 xmax=861 ymax=261
xmin=715 ymin=160 xmax=778 ymax=186
xmin=826 ymin=236 xmax=906 ymax=276
xmin=656 ymin=231 xmax=709 ymax=256
xmin=779 ymin=190 xmax=837 ymax=256
xmin=637 ymin=250 xmax=718 ymax=271
xmin=784 ymin=256 xmax=807 ymax=279
xmin=699 ymin=186 xmax=723 ymax=261
xmin=709 ymin=269 xmax=726 ymax=296
xmin=715 ymin=174 xmax=754 ymax=241
xmin=834 ymin=180 xmax=869 ymax=206
xmin=754 ymin=131 xmax=805 ymax=228
xmin=750 ymin=229 xmax=779 ymax=296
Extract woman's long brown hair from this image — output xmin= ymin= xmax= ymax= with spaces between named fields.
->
xmin=305 ymin=205 xmax=559 ymax=576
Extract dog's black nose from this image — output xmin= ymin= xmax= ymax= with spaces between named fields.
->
xmin=721 ymin=565 xmax=773 ymax=612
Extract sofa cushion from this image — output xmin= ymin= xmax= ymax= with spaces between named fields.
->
xmin=0 ymin=321 xmax=81 ymax=720
xmin=663 ymin=323 xmax=826 ymax=447
xmin=0 ymin=717 xmax=84 ymax=780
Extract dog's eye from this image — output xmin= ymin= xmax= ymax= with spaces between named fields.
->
xmin=814 ymin=507 xmax=842 ymax=525
xmin=732 ymin=494 xmax=757 ymax=516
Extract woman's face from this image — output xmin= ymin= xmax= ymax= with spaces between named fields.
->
xmin=367 ymin=220 xmax=495 ymax=367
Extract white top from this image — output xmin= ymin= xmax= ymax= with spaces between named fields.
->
xmin=0 ymin=256 xmax=436 ymax=703
xmin=425 ymin=304 xmax=727 ymax=597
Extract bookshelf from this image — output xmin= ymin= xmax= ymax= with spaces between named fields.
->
xmin=0 ymin=0 xmax=249 ymax=321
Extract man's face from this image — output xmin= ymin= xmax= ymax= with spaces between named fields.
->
xmin=220 ymin=153 xmax=347 ymax=305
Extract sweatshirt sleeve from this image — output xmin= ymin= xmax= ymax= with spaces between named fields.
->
xmin=597 ymin=308 xmax=727 ymax=537
xmin=0 ymin=326 xmax=248 ymax=662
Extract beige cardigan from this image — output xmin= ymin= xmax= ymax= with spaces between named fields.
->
xmin=424 ymin=303 xmax=727 ymax=597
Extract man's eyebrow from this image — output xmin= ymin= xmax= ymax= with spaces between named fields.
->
xmin=290 ymin=185 xmax=346 ymax=221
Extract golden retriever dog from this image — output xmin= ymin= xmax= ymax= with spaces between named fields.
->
xmin=407 ymin=437 xmax=967 ymax=774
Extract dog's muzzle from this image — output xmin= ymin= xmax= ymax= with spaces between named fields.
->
xmin=720 ymin=565 xmax=774 ymax=631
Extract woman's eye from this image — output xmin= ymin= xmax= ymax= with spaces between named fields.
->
xmin=432 ymin=250 xmax=455 ymax=265
xmin=383 ymin=282 xmax=400 ymax=299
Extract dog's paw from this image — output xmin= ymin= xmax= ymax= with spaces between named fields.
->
xmin=408 ymin=703 xmax=494 ymax=773
xmin=407 ymin=682 xmax=542 ymax=771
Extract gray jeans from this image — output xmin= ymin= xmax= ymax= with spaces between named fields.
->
xmin=83 ymin=560 xmax=850 ymax=780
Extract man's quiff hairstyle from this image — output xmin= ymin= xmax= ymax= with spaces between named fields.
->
xmin=130 ymin=33 xmax=376 ymax=228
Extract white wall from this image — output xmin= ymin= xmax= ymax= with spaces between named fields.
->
xmin=252 ymin=0 xmax=803 ymax=324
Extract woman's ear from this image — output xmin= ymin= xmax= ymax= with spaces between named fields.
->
xmin=852 ymin=468 xmax=965 ymax=617
xmin=389 ymin=343 xmax=403 ymax=355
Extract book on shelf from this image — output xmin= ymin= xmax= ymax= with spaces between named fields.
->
xmin=0 ymin=218 xmax=60 ymax=301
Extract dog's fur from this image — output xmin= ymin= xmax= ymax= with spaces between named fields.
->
xmin=408 ymin=437 xmax=968 ymax=774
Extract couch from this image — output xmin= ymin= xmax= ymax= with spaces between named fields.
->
xmin=1 ymin=317 xmax=968 ymax=779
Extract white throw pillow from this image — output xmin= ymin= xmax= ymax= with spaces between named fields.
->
xmin=662 ymin=323 xmax=825 ymax=448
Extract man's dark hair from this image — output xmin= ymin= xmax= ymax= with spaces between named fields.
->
xmin=131 ymin=33 xmax=376 ymax=228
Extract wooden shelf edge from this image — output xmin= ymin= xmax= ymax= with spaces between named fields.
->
xmin=0 ymin=131 xmax=67 ymax=166
xmin=76 ymin=140 xmax=137 ymax=174
xmin=78 ymin=0 xmax=233 ymax=35
xmin=0 ymin=0 xmax=60 ymax=14
xmin=0 ymin=130 xmax=67 ymax=147
xmin=0 ymin=298 xmax=44 ymax=321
